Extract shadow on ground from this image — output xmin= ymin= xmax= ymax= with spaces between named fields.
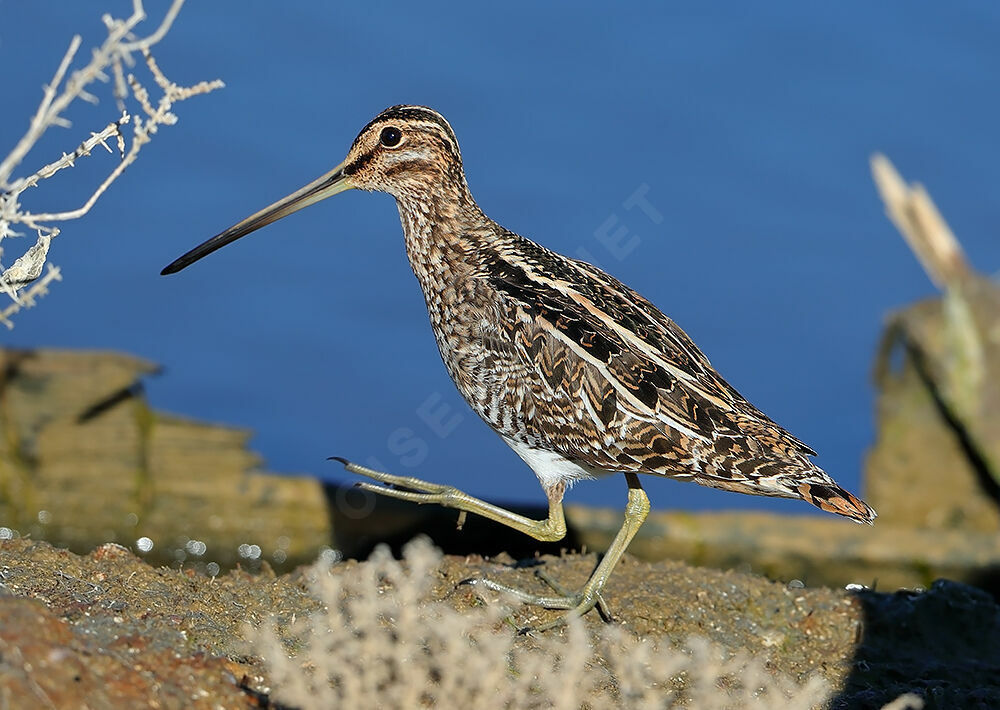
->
xmin=839 ymin=581 xmax=1000 ymax=709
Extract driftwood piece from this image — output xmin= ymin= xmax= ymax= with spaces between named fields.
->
xmin=867 ymin=155 xmax=1000 ymax=514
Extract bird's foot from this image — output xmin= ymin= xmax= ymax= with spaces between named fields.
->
xmin=461 ymin=568 xmax=612 ymax=634
xmin=332 ymin=456 xmax=468 ymax=504
xmin=331 ymin=456 xmax=614 ymax=632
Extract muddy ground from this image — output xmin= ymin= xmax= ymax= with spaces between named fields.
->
xmin=1 ymin=538 xmax=997 ymax=708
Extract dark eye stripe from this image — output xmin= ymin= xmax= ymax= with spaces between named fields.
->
xmin=342 ymin=149 xmax=376 ymax=176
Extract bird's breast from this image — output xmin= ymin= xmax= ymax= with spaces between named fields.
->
xmin=425 ymin=280 xmax=511 ymax=402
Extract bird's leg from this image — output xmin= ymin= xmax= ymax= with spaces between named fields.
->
xmin=334 ymin=458 xmax=567 ymax=542
xmin=477 ymin=473 xmax=649 ymax=632
xmin=337 ymin=458 xmax=649 ymax=631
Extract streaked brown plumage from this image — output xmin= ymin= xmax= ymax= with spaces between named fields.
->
xmin=163 ymin=105 xmax=875 ymax=629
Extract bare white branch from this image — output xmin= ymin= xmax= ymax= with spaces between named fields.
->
xmin=118 ymin=0 xmax=185 ymax=54
xmin=15 ymin=113 xmax=130 ymax=193
xmin=0 ymin=0 xmax=222 ymax=326
xmin=0 ymin=265 xmax=63 ymax=330
xmin=0 ymin=35 xmax=82 ymax=185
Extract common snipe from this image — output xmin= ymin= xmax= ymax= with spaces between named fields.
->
xmin=163 ymin=105 xmax=875 ymax=630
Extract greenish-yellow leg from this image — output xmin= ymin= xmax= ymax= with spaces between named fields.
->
xmin=335 ymin=458 xmax=567 ymax=541
xmin=477 ymin=473 xmax=649 ymax=632
xmin=336 ymin=459 xmax=649 ymax=632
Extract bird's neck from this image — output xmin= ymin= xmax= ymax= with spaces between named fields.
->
xmin=394 ymin=180 xmax=491 ymax=295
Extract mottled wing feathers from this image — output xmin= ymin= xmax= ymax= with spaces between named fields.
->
xmin=475 ymin=232 xmax=875 ymax=524
xmin=570 ymin=257 xmax=818 ymax=457
xmin=483 ymin=234 xmax=803 ymax=457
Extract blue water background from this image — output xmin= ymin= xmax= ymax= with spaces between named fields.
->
xmin=2 ymin=2 xmax=998 ymax=515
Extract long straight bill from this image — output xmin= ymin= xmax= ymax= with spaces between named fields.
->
xmin=161 ymin=161 xmax=352 ymax=275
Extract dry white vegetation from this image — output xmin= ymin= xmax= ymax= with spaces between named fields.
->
xmin=251 ymin=539 xmax=924 ymax=710
xmin=0 ymin=0 xmax=222 ymax=328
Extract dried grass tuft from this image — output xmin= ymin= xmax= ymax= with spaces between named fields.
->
xmin=250 ymin=538 xmax=875 ymax=710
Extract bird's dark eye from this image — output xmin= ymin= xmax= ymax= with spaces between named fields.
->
xmin=380 ymin=126 xmax=402 ymax=147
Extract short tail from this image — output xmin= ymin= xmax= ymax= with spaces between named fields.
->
xmin=796 ymin=481 xmax=877 ymax=524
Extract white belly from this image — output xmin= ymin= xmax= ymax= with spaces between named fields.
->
xmin=502 ymin=436 xmax=606 ymax=490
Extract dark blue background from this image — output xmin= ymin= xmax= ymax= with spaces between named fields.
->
xmin=3 ymin=2 xmax=998 ymax=515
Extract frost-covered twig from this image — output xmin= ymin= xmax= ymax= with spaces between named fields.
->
xmin=0 ymin=265 xmax=62 ymax=329
xmin=0 ymin=0 xmax=223 ymax=328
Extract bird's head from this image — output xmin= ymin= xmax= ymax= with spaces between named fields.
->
xmin=161 ymin=105 xmax=466 ymax=275
xmin=341 ymin=105 xmax=466 ymax=199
